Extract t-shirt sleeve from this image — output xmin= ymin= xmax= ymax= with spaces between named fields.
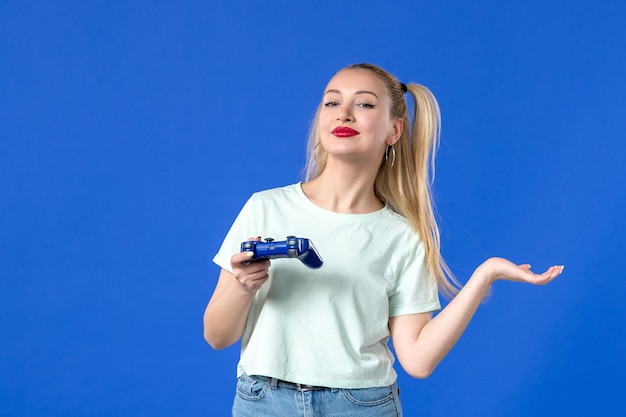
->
xmin=388 ymin=236 xmax=441 ymax=316
xmin=212 ymin=194 xmax=259 ymax=273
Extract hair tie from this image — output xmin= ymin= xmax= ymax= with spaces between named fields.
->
xmin=400 ymin=83 xmax=408 ymax=93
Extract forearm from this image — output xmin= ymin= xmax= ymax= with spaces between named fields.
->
xmin=394 ymin=262 xmax=494 ymax=378
xmin=203 ymin=276 xmax=256 ymax=350
xmin=414 ymin=265 xmax=492 ymax=373
xmin=204 ymin=253 xmax=271 ymax=350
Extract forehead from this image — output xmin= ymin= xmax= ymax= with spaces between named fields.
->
xmin=325 ymin=68 xmax=388 ymax=96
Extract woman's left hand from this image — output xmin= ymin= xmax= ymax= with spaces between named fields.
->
xmin=478 ymin=257 xmax=564 ymax=286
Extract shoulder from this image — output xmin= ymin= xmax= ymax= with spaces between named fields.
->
xmin=379 ymin=209 xmax=422 ymax=239
xmin=376 ymin=209 xmax=427 ymax=258
xmin=241 ymin=183 xmax=303 ymax=214
xmin=250 ymin=183 xmax=300 ymax=201
xmin=380 ymin=207 xmax=411 ymax=226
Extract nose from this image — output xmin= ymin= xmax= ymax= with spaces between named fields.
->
xmin=337 ymin=107 xmax=353 ymax=122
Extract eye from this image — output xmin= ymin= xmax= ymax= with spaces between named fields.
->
xmin=324 ymin=101 xmax=340 ymax=107
xmin=357 ymin=102 xmax=376 ymax=109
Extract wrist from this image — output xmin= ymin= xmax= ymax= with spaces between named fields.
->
xmin=229 ymin=275 xmax=259 ymax=298
xmin=474 ymin=258 xmax=500 ymax=286
xmin=236 ymin=281 xmax=259 ymax=297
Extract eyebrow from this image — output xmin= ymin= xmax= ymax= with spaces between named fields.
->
xmin=323 ymin=89 xmax=379 ymax=99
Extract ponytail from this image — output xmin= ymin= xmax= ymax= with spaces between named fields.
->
xmin=376 ymin=82 xmax=460 ymax=298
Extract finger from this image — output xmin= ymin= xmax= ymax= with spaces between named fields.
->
xmin=246 ymin=275 xmax=270 ymax=291
xmin=237 ymin=268 xmax=270 ymax=289
xmin=533 ymin=265 xmax=564 ymax=285
xmin=232 ymin=251 xmax=256 ymax=264
xmin=245 ymin=259 xmax=271 ymax=274
xmin=550 ymin=265 xmax=565 ymax=278
xmin=542 ymin=265 xmax=563 ymax=278
xmin=239 ymin=269 xmax=269 ymax=284
xmin=233 ymin=258 xmax=271 ymax=277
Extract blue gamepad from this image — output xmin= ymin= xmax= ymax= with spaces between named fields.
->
xmin=241 ymin=236 xmax=323 ymax=269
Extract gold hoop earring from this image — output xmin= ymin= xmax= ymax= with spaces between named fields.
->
xmin=385 ymin=145 xmax=396 ymax=168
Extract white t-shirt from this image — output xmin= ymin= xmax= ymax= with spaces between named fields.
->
xmin=213 ymin=183 xmax=441 ymax=388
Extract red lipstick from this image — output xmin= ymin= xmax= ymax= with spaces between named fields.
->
xmin=332 ymin=126 xmax=359 ymax=137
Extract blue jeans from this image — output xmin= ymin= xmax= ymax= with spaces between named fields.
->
xmin=232 ymin=374 xmax=403 ymax=417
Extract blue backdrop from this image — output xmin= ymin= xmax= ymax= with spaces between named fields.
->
xmin=1 ymin=1 xmax=625 ymax=416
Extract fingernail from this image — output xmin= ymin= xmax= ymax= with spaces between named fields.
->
xmin=246 ymin=251 xmax=254 ymax=257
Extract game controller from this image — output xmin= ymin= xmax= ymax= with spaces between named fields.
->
xmin=241 ymin=236 xmax=323 ymax=269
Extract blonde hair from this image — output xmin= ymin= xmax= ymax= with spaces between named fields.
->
xmin=304 ymin=63 xmax=460 ymax=298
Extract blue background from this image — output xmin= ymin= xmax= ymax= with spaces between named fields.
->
xmin=1 ymin=1 xmax=625 ymax=416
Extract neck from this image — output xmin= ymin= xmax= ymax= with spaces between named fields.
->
xmin=301 ymin=157 xmax=383 ymax=214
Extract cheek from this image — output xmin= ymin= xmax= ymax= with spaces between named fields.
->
xmin=364 ymin=116 xmax=390 ymax=138
xmin=317 ymin=114 xmax=331 ymax=142
xmin=318 ymin=110 xmax=333 ymax=129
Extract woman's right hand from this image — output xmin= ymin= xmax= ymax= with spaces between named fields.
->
xmin=204 ymin=238 xmax=270 ymax=350
xmin=230 ymin=238 xmax=270 ymax=293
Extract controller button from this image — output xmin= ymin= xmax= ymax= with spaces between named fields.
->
xmin=265 ymin=237 xmax=275 ymax=242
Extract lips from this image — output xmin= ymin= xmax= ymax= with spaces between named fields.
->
xmin=332 ymin=126 xmax=360 ymax=137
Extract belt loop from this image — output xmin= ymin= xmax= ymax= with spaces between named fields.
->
xmin=270 ymin=377 xmax=278 ymax=390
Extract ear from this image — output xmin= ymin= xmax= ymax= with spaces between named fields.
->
xmin=387 ymin=118 xmax=404 ymax=146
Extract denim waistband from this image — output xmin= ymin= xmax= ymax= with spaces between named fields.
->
xmin=268 ymin=377 xmax=332 ymax=392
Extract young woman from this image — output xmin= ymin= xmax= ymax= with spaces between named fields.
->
xmin=203 ymin=63 xmax=564 ymax=417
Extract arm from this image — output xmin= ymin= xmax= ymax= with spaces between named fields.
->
xmin=203 ymin=250 xmax=270 ymax=350
xmin=389 ymin=257 xmax=564 ymax=378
